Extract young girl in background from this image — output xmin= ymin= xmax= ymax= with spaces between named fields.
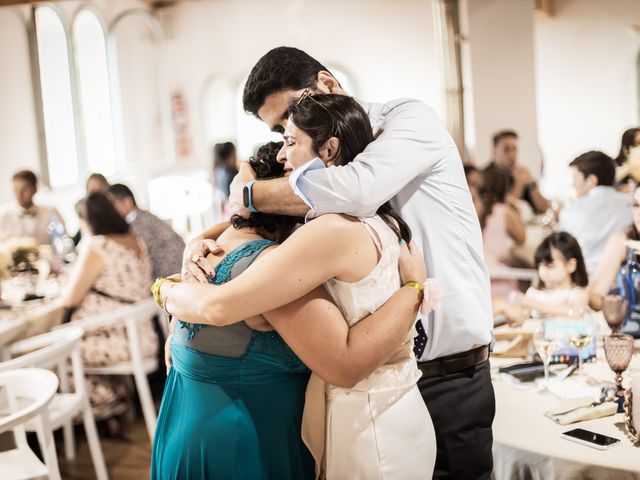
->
xmin=521 ymin=231 xmax=589 ymax=317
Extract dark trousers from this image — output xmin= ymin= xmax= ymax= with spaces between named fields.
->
xmin=418 ymin=359 xmax=495 ymax=480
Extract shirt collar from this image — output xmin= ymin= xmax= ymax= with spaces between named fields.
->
xmin=125 ymin=208 xmax=138 ymax=223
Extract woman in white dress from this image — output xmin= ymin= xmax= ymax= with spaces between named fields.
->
xmin=160 ymin=93 xmax=437 ymax=479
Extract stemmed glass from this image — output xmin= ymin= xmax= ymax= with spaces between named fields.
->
xmin=567 ymin=315 xmax=595 ymax=376
xmin=602 ymin=294 xmax=628 ymax=334
xmin=533 ymin=323 xmax=558 ymax=389
xmin=603 ymin=334 xmax=635 ymax=406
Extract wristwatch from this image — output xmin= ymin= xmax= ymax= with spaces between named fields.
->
xmin=242 ymin=180 xmax=258 ymax=213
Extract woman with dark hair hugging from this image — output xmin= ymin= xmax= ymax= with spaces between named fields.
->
xmin=156 ymin=96 xmax=438 ymax=479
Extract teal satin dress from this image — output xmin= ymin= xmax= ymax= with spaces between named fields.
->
xmin=151 ymin=239 xmax=314 ymax=479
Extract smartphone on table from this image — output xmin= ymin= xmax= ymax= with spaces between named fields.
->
xmin=560 ymin=428 xmax=620 ymax=450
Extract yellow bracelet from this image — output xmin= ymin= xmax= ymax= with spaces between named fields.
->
xmin=151 ymin=277 xmax=179 ymax=309
xmin=403 ymin=281 xmax=425 ymax=292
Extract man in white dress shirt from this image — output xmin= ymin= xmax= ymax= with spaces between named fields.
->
xmin=0 ymin=170 xmax=65 ymax=245
xmin=559 ymin=151 xmax=632 ymax=271
xmin=184 ymin=47 xmax=494 ymax=479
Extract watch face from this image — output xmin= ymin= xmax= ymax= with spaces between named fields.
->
xmin=243 ymin=184 xmax=249 ymax=208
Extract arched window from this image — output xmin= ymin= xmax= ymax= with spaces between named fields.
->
xmin=234 ymin=78 xmax=281 ymax=159
xmin=202 ymin=76 xmax=235 ymax=151
xmin=109 ymin=10 xmax=173 ymax=173
xmin=73 ymin=8 xmax=116 ymax=177
xmin=34 ymin=6 xmax=79 ymax=188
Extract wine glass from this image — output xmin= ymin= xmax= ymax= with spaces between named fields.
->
xmin=604 ymin=334 xmax=635 ymax=405
xmin=533 ymin=323 xmax=557 ymax=389
xmin=602 ymin=294 xmax=628 ymax=334
xmin=567 ymin=320 xmax=594 ymax=376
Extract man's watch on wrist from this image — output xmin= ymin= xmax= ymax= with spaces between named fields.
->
xmin=242 ymin=180 xmax=258 ymax=213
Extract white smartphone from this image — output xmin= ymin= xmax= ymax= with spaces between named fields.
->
xmin=560 ymin=428 xmax=621 ymax=450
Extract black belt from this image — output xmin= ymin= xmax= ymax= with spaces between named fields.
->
xmin=418 ymin=345 xmax=489 ymax=378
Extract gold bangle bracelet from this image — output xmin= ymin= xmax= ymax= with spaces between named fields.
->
xmin=151 ymin=277 xmax=179 ymax=309
xmin=403 ymin=281 xmax=425 ymax=292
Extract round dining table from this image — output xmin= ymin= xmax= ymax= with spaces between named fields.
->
xmin=491 ymin=334 xmax=640 ymax=479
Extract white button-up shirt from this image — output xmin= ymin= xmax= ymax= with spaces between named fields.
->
xmin=559 ymin=186 xmax=632 ymax=271
xmin=288 ymin=98 xmax=493 ymax=361
xmin=0 ymin=202 xmax=64 ymax=245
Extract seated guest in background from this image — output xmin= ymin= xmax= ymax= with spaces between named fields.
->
xmin=86 ymin=172 xmax=109 ymax=193
xmin=213 ymin=141 xmax=239 ymax=199
xmin=464 ymin=164 xmax=480 ymax=203
xmin=589 ymin=185 xmax=640 ymax=310
xmin=0 ymin=169 xmax=65 ymax=245
xmin=108 ymin=184 xmax=185 ymax=279
xmin=489 ymin=129 xmax=549 ymax=214
xmin=60 ymin=192 xmax=157 ymax=418
xmin=73 ymin=173 xmax=110 ymax=246
xmin=559 ymin=150 xmax=631 ymax=271
xmin=518 ymin=231 xmax=589 ymax=316
xmin=477 ymin=165 xmax=526 ymax=298
xmin=614 ymin=127 xmax=640 ymax=191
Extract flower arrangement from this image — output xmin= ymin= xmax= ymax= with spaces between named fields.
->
xmin=0 ymin=235 xmax=39 ymax=279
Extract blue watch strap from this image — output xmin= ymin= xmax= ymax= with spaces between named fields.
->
xmin=245 ymin=180 xmax=258 ymax=213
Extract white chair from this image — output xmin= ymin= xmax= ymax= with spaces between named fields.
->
xmin=55 ymin=298 xmax=159 ymax=440
xmin=0 ymin=368 xmax=60 ymax=480
xmin=489 ymin=265 xmax=538 ymax=281
xmin=0 ymin=327 xmax=108 ymax=480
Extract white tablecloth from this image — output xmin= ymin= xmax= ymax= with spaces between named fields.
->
xmin=492 ymin=353 xmax=640 ymax=479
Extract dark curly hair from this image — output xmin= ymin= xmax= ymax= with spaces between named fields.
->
xmin=230 ymin=142 xmax=299 ymax=243
xmin=243 ymin=46 xmax=338 ymax=117
xmin=287 ymin=94 xmax=411 ymax=243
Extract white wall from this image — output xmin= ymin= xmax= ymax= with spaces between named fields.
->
xmin=162 ymin=0 xmax=443 ymax=167
xmin=465 ymin=0 xmax=540 ymax=173
xmin=0 ymin=7 xmax=41 ymax=206
xmin=534 ymin=0 xmax=640 ymax=199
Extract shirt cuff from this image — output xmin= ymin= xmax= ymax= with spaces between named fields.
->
xmin=288 ymin=157 xmax=326 ymax=222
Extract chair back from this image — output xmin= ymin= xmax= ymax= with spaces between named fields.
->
xmin=54 ymin=298 xmax=157 ymax=333
xmin=0 ymin=368 xmax=58 ymax=434
xmin=0 ymin=327 xmax=83 ymax=372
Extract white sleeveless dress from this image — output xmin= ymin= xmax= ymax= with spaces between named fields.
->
xmin=305 ymin=215 xmax=436 ymax=480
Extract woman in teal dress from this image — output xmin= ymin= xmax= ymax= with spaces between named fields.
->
xmin=151 ymin=143 xmax=312 ymax=479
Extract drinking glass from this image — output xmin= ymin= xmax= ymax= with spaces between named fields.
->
xmin=533 ymin=323 xmax=557 ymax=389
xmin=603 ymin=334 xmax=635 ymax=401
xmin=566 ymin=316 xmax=595 ymax=376
xmin=602 ymin=294 xmax=628 ymax=334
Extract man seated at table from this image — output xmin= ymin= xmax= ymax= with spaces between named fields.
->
xmin=559 ymin=151 xmax=632 ymax=272
xmin=487 ymin=129 xmax=549 ymax=215
xmin=108 ymin=183 xmax=185 ymax=279
xmin=0 ymin=169 xmax=65 ymax=245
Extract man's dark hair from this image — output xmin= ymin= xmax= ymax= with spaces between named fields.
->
xmin=12 ymin=170 xmax=37 ymax=189
xmin=108 ymin=183 xmax=137 ymax=207
xmin=76 ymin=192 xmax=130 ymax=236
xmin=569 ymin=150 xmax=616 ymax=187
xmin=231 ymin=142 xmax=298 ymax=243
xmin=242 ymin=46 xmax=335 ymax=117
xmin=492 ymin=130 xmax=518 ymax=147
